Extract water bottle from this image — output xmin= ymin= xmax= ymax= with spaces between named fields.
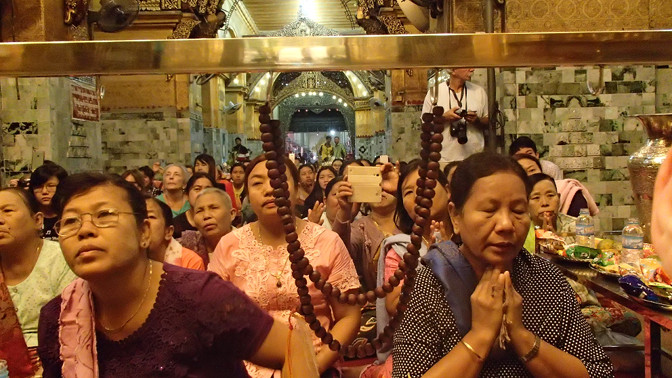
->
xmin=0 ymin=359 xmax=8 ymax=378
xmin=622 ymin=218 xmax=644 ymax=265
xmin=576 ymin=208 xmax=594 ymax=248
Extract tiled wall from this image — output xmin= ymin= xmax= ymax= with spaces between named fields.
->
xmin=388 ymin=107 xmax=422 ymax=163
xmin=356 ymin=132 xmax=387 ymax=162
xmin=500 ymin=65 xmax=672 ymax=232
xmin=0 ymin=77 xmax=103 ymax=182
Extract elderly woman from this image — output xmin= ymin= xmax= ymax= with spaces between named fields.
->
xmin=208 ymin=156 xmax=361 ymax=377
xmin=179 ymin=187 xmax=236 ymax=265
xmin=0 ymin=188 xmax=75 ymax=375
xmin=171 ymin=173 xmax=216 ymax=238
xmin=145 ymin=198 xmax=205 ymax=270
xmin=29 ymin=162 xmax=68 ymax=239
xmin=38 ymin=173 xmax=318 ymax=377
xmin=392 ymin=152 xmax=612 ymax=377
xmin=157 ymin=164 xmax=191 ymax=217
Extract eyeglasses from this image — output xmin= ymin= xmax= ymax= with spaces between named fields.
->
xmin=33 ymin=184 xmax=58 ymax=193
xmin=54 ymin=209 xmax=138 ymax=238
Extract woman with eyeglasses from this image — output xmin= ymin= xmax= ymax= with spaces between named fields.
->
xmin=38 ymin=173 xmax=318 ymax=377
xmin=0 ymin=187 xmax=76 ymax=376
xmin=29 ymin=162 xmax=68 ymax=239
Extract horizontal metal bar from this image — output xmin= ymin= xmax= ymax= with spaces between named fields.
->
xmin=1 ymin=31 xmax=672 ymax=77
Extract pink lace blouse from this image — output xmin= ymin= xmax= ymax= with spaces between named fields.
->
xmin=209 ymin=222 xmax=360 ymax=377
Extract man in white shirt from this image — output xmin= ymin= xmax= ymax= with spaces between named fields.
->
xmin=421 ymin=68 xmax=489 ymax=163
xmin=509 ymin=136 xmax=564 ymax=180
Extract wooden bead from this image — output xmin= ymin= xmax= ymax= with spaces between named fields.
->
xmin=339 ymin=292 xmax=348 ymax=304
xmin=286 ymin=232 xmax=298 ymax=243
xmin=421 ymin=123 xmax=433 ymax=133
xmin=310 ymin=320 xmax=321 ymax=331
xmin=382 ymin=283 xmax=393 ymax=293
xmin=259 ymin=113 xmax=271 ymax=124
xmin=270 ymin=178 xmax=282 ymax=188
xmin=295 ymin=278 xmax=307 ymax=288
xmin=412 ymin=224 xmax=424 ymax=235
xmin=260 ymin=124 xmax=271 ymax=133
xmin=420 ymin=141 xmax=430 ymax=150
xmin=289 ymin=249 xmax=304 ymax=263
xmin=315 ymin=278 xmax=326 ymax=290
xmin=430 ymin=133 xmax=444 ymax=143
xmin=414 ymin=216 xmax=427 ymax=228
xmin=279 ymin=173 xmax=288 ymax=182
xmin=272 ymin=188 xmax=285 ymax=197
xmin=262 ymin=142 xmax=275 ymax=151
xmin=295 ymin=257 xmax=309 ymax=271
xmin=407 ymin=243 xmax=419 ymax=256
xmin=347 ymin=293 xmax=358 ymax=305
xmin=432 ymin=106 xmax=444 ymax=116
xmin=259 ymin=104 xmax=271 ymax=113
xmin=424 ymin=179 xmax=437 ymax=189
xmin=394 ymin=269 xmax=405 ymax=281
xmin=418 ymin=168 xmax=427 ymax=179
xmin=283 ymin=222 xmax=295 ymax=234
xmin=331 ymin=287 xmax=341 ymax=299
xmin=429 ymin=152 xmax=441 ymax=162
xmin=430 ymin=143 xmax=442 ymax=152
xmin=270 ymin=119 xmax=281 ymax=127
xmin=322 ymin=333 xmax=333 ymax=345
xmin=420 ymin=197 xmax=433 ymax=208
xmin=365 ymin=291 xmax=376 ymax=303
xmin=322 ymin=283 xmax=333 ymax=296
xmin=397 ymin=260 xmax=407 ymax=272
xmin=292 ymin=270 xmax=303 ymax=280
xmin=309 ymin=271 xmax=321 ymax=283
xmin=417 ymin=207 xmax=430 ymax=218
xmin=280 ymin=182 xmax=289 ymax=191
xmin=277 ymin=206 xmax=291 ymax=216
xmin=268 ymin=168 xmax=280 ymax=179
xmin=433 ymin=123 xmax=445 ymax=133
xmin=277 ymin=164 xmax=286 ymax=174
xmin=265 ymin=151 xmax=277 ymax=160
xmin=282 ymin=214 xmax=294 ymax=224
xmin=357 ymin=294 xmax=368 ymax=306
xmin=409 ymin=235 xmax=422 ymax=248
xmin=420 ymin=132 xmax=431 ymax=141
xmin=374 ymin=287 xmax=386 ymax=298
xmin=304 ymin=313 xmax=316 ymax=324
xmin=261 ymin=133 xmax=273 ymax=142
xmin=300 ymin=295 xmax=312 ymax=305
xmin=329 ymin=340 xmax=341 ymax=352
xmin=421 ymin=113 xmax=434 ymax=122
xmin=316 ymin=327 xmax=327 ymax=338
xmin=404 ymin=253 xmax=418 ymax=267
xmin=423 ymin=188 xmax=436 ymax=198
xmin=297 ymin=287 xmax=309 ymax=296
xmin=301 ymin=304 xmax=314 ymax=315
xmin=415 ymin=186 xmax=424 ymax=196
xmin=419 ymin=150 xmax=429 ymax=160
xmin=389 ymin=276 xmax=400 ymax=287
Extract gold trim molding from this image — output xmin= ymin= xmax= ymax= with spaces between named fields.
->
xmin=1 ymin=31 xmax=672 ymax=77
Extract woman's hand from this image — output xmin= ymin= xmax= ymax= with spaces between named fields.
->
xmin=503 ymin=271 xmax=525 ymax=339
xmin=307 ymin=202 xmax=325 ymax=225
xmin=429 ymin=220 xmax=450 ymax=244
xmin=470 ymin=268 xmax=507 ymax=343
xmin=653 ymin=147 xmax=672 ymax=275
xmin=335 ymin=181 xmax=353 ymax=223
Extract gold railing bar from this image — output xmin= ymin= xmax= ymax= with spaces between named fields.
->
xmin=1 ymin=31 xmax=671 ymax=77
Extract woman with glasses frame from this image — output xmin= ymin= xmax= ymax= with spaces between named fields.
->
xmin=28 ymin=162 xmax=68 ymax=240
xmin=0 ymin=187 xmax=76 ymax=376
xmin=38 ymin=173 xmax=318 ymax=377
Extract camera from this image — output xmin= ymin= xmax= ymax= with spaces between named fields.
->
xmin=449 ymin=118 xmax=468 ymax=145
xmin=455 ymin=109 xmax=468 ymax=118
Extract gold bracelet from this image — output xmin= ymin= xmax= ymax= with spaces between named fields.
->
xmin=461 ymin=340 xmax=484 ymax=362
xmin=520 ymin=334 xmax=541 ymax=363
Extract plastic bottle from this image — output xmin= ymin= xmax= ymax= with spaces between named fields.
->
xmin=0 ymin=359 xmax=8 ymax=378
xmin=576 ymin=208 xmax=594 ymax=248
xmin=622 ymin=218 xmax=644 ymax=265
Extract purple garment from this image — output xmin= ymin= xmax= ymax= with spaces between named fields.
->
xmin=179 ymin=230 xmax=209 ymax=265
xmin=38 ymin=264 xmax=273 ymax=378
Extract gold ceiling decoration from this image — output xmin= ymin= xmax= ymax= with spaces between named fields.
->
xmin=242 ymin=0 xmax=360 ymax=32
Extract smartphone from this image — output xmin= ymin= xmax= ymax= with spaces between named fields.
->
xmin=379 ymin=155 xmax=389 ymax=164
xmin=346 ymin=166 xmax=382 ymax=203
xmin=289 ymin=153 xmax=295 ymax=162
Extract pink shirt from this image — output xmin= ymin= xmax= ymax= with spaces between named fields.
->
xmin=208 ymin=222 xmax=360 ymax=377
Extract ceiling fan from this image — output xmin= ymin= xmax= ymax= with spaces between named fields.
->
xmin=88 ymin=0 xmax=139 ymax=33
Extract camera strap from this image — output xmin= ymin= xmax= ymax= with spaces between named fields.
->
xmin=447 ymin=82 xmax=467 ymax=110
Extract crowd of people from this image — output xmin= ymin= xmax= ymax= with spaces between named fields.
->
xmin=5 ymin=69 xmax=671 ymax=377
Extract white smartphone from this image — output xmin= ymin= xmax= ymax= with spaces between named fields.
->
xmin=379 ymin=155 xmax=389 ymax=164
xmin=347 ymin=166 xmax=382 ymax=203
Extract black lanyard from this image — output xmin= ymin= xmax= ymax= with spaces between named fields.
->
xmin=447 ymin=82 xmax=467 ymax=110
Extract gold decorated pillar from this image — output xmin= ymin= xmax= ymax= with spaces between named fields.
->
xmin=1 ymin=0 xmax=68 ymax=42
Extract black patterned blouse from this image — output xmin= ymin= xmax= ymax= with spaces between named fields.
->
xmin=392 ymin=251 xmax=613 ymax=377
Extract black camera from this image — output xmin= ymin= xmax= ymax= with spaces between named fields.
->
xmin=455 ymin=109 xmax=468 ymax=118
xmin=449 ymin=119 xmax=469 ymax=145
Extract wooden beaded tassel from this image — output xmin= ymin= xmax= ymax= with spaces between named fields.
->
xmin=257 ymin=70 xmax=444 ymax=355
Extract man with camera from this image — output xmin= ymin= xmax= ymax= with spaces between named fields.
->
xmin=421 ymin=68 xmax=489 ymax=163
